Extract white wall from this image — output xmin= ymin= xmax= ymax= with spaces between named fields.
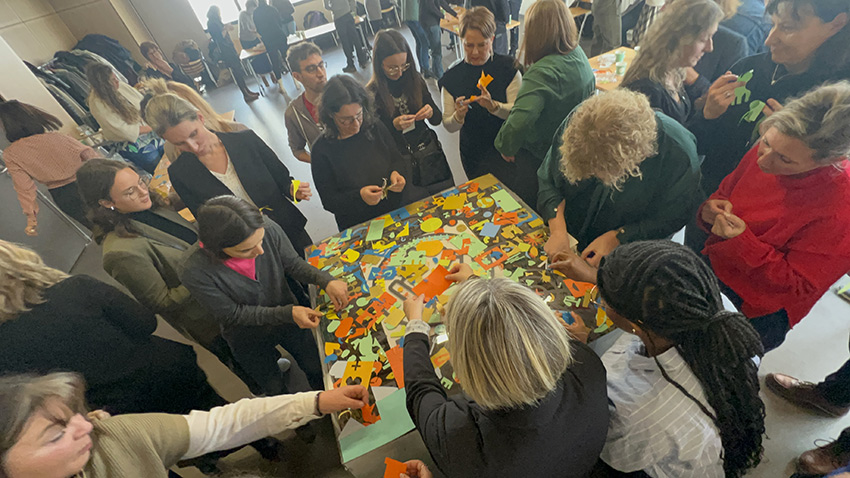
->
xmin=0 ymin=0 xmax=78 ymax=64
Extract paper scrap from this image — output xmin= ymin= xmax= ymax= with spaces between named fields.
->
xmin=384 ymin=457 xmax=407 ymax=478
xmin=478 ymin=70 xmax=494 ymax=89
xmin=385 ymin=345 xmax=405 ymax=388
xmin=412 ymin=265 xmax=453 ymax=301
xmin=420 ymin=217 xmax=442 ymax=233
xmin=431 ymin=347 xmax=450 ymax=368
xmin=366 ymin=218 xmax=386 ymax=242
xmin=342 ymin=360 xmax=375 ymax=387
xmin=442 ymin=193 xmax=466 ymax=210
xmin=479 ymin=222 xmax=501 ymax=238
xmin=341 ymin=249 xmax=360 ymax=263
xmin=416 ymin=240 xmax=443 ymax=257
xmin=491 ymin=189 xmax=521 ymax=212
xmin=384 ymin=306 xmax=406 ymax=329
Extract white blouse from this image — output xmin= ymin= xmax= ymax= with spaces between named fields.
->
xmin=601 ymin=334 xmax=724 ymax=478
xmin=89 ymin=82 xmax=146 ymax=143
xmin=210 ymin=156 xmax=258 ymax=208
xmin=441 ymin=71 xmax=523 ymax=133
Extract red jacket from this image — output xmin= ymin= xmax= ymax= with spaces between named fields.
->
xmin=699 ymin=145 xmax=850 ymax=327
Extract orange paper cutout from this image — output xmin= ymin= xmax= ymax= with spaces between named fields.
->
xmin=384 ymin=457 xmax=407 ymax=478
xmin=385 ymin=345 xmax=405 ymax=388
xmin=412 ymin=265 xmax=453 ymax=301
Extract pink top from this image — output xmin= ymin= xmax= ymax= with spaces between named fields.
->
xmin=4 ymin=132 xmax=98 ymax=217
xmin=222 ymin=256 xmax=257 ymax=280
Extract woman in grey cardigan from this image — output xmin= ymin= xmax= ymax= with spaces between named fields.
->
xmin=181 ymin=195 xmax=350 ymax=395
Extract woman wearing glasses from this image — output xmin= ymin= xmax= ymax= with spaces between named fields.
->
xmin=142 ymin=91 xmax=314 ymax=259
xmin=366 ymin=30 xmax=453 ymax=194
xmin=74 ymin=158 xmax=255 ymax=390
xmin=312 ymin=75 xmax=425 ymax=230
xmin=439 ymin=7 xmax=521 ymax=185
xmin=565 ymin=241 xmax=765 ymax=478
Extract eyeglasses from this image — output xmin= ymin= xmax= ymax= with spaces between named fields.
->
xmin=122 ymin=176 xmax=150 ymax=201
xmin=335 ymin=109 xmax=364 ymax=126
xmin=302 ymin=61 xmax=327 ymax=74
xmin=383 ymin=62 xmax=411 ymax=75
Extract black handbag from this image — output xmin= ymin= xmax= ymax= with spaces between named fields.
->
xmin=403 ymin=127 xmax=452 ymax=187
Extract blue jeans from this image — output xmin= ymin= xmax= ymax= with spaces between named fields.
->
xmin=426 ymin=24 xmax=443 ymax=78
xmin=493 ymin=21 xmax=508 ymax=55
xmin=406 ymin=20 xmax=431 ymax=74
xmin=508 ymin=0 xmax=521 ymax=55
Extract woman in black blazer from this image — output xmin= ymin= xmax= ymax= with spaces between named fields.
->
xmin=142 ymin=91 xmax=314 ymax=258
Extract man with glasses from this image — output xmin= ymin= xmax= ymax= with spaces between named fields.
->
xmin=285 ymin=42 xmax=328 ymax=163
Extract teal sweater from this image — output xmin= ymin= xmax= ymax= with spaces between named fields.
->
xmin=495 ymin=48 xmax=595 ymax=160
xmin=537 ymin=112 xmax=702 ymax=250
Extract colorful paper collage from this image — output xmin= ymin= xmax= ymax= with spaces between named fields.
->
xmin=307 ymin=174 xmax=614 ymax=462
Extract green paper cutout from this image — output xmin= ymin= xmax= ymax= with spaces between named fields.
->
xmin=740 ymin=100 xmax=766 ymax=124
xmin=732 ymin=69 xmax=754 ymax=106
xmin=339 ymin=388 xmax=416 ymax=462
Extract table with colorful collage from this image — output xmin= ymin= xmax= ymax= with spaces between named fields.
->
xmin=306 ymin=174 xmax=615 ymax=463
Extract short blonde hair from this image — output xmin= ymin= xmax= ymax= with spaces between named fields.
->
xmin=761 ymin=81 xmax=850 ymax=164
xmin=142 ymin=91 xmax=199 ymax=137
xmin=559 ymin=89 xmax=658 ymax=190
xmin=459 ymin=6 xmax=496 ymax=39
xmin=444 ymin=278 xmax=573 ymax=409
xmin=0 ymin=241 xmax=68 ymax=322
xmin=519 ymin=0 xmax=578 ymax=66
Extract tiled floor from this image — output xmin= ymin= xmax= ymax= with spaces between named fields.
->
xmin=72 ymin=26 xmax=850 ymax=477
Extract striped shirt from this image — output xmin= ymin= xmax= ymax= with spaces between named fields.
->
xmin=601 ymin=334 xmax=724 ymax=478
xmin=4 ymin=132 xmax=98 ymax=217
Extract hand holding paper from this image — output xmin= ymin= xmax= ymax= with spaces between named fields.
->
xmin=701 ymin=199 xmax=733 ymax=225
xmin=414 ymin=104 xmax=433 ymax=121
xmin=292 ymin=306 xmax=323 ymax=328
xmin=454 ymin=96 xmax=470 ymax=121
xmin=325 ymin=279 xmax=350 ymax=310
xmin=361 ymin=185 xmax=384 ymax=205
xmin=581 ymin=230 xmax=621 ymax=267
xmin=294 ymin=180 xmax=312 ymax=201
xmin=550 ymin=249 xmax=597 ymax=283
xmin=403 ymin=294 xmax=425 ymax=321
xmin=401 ymin=460 xmax=433 ymax=478
xmin=711 ymin=212 xmax=746 ymax=239
xmin=319 ymin=385 xmax=369 ymax=414
xmin=446 ymin=263 xmax=475 ymax=282
xmin=393 ymin=114 xmax=416 ymax=131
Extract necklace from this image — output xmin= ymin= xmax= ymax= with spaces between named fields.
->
xmin=771 ymin=64 xmax=792 ymax=86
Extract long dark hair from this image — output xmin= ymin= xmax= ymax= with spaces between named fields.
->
xmin=76 ymin=158 xmax=166 ymax=243
xmin=597 ymin=241 xmax=765 ymax=478
xmin=0 ymin=101 xmax=63 ymax=143
xmin=196 ymin=195 xmax=265 ymax=260
xmin=767 ymin=0 xmax=850 ymax=71
xmin=318 ymin=74 xmax=375 ymax=140
xmin=86 ymin=63 xmax=140 ymax=124
xmin=366 ymin=29 xmax=425 ymax=120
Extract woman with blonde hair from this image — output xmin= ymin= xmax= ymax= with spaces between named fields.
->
xmin=0 ymin=241 xmax=224 ymax=416
xmin=401 ymin=264 xmax=608 ymax=476
xmin=623 ymin=0 xmax=724 ymax=124
xmin=494 ymin=0 xmax=594 ymax=208
xmin=538 ymin=88 xmax=701 ymax=273
xmin=0 ymin=372 xmax=367 ymax=478
xmin=86 ymin=63 xmax=164 ymax=174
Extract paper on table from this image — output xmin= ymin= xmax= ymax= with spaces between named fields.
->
xmin=366 ymin=218 xmax=386 ymax=242
xmin=341 ymin=360 xmax=375 ymax=387
xmin=339 ymin=388 xmax=416 ymax=462
xmin=442 ymin=193 xmax=466 ymax=210
xmin=385 ymin=345 xmax=405 ymax=388
xmin=491 ymin=189 xmax=521 ymax=212
xmin=412 ymin=265 xmax=452 ymax=301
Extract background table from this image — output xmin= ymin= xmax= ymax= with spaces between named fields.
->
xmin=588 ymin=47 xmax=637 ymax=91
xmin=307 ymin=175 xmax=616 ymax=474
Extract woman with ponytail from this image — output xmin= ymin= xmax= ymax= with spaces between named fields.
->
xmin=566 ymin=240 xmax=765 ymax=478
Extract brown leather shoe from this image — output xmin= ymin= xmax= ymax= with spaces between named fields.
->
xmin=765 ymin=373 xmax=850 ymax=417
xmin=798 ymin=439 xmax=850 ymax=475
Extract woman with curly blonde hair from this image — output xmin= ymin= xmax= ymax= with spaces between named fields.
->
xmin=623 ymin=0 xmax=724 ymax=124
xmin=538 ymin=88 xmax=701 ymax=276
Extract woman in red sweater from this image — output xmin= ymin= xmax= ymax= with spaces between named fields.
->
xmin=698 ymin=81 xmax=850 ymax=352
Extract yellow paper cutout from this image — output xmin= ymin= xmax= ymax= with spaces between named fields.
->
xmin=416 ymin=240 xmax=443 ymax=257
xmin=384 ymin=306 xmax=406 ymax=329
xmin=325 ymin=342 xmax=341 ymax=356
xmin=420 ymin=217 xmax=442 ymax=233
xmin=341 ymin=249 xmax=360 ymax=263
xmin=341 ymin=360 xmax=374 ymax=388
xmin=397 ymin=223 xmax=410 ymax=238
xmin=292 ymin=179 xmax=301 ymax=203
xmin=442 ymin=193 xmax=467 ymax=211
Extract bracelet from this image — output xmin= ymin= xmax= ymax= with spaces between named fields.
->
xmin=314 ymin=391 xmax=323 ymax=416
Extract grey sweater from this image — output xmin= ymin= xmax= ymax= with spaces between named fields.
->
xmin=284 ymin=93 xmax=324 ymax=158
xmin=180 ymin=217 xmax=333 ymax=328
xmin=324 ymin=0 xmax=356 ymax=19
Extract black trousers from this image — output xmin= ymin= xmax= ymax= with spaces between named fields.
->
xmin=335 ymin=13 xmax=367 ymax=66
xmin=719 ymin=281 xmax=790 ymax=353
xmin=817 ymin=334 xmax=850 ymax=407
xmin=264 ymin=38 xmax=290 ymax=78
xmin=224 ymin=323 xmax=324 ymax=396
xmin=49 ymin=181 xmax=92 ymax=228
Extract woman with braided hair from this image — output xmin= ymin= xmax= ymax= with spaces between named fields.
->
xmin=566 ymin=240 xmax=765 ymax=478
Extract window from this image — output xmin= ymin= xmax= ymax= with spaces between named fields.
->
xmin=187 ymin=0 xmax=242 ymax=27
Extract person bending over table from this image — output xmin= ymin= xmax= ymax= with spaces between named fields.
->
xmin=539 ymin=88 xmax=701 ymax=268
xmin=367 ymin=29 xmax=454 ymax=194
xmin=143 ymin=90 xmax=314 ymax=259
xmin=401 ymin=265 xmax=608 ymax=477
xmin=181 ymin=195 xmax=350 ymax=396
xmin=687 ymin=0 xmax=850 ymax=198
xmin=312 ymin=75 xmax=426 ymax=230
xmin=0 ymin=100 xmax=98 ymax=234
xmin=440 ymin=7 xmax=521 ymax=185
xmin=565 ymin=241 xmax=765 ymax=478
xmin=0 ymin=241 xmax=224 ymax=417
xmin=494 ymin=0 xmax=595 ymax=209
xmin=622 ymin=0 xmax=723 ymax=125
xmin=696 ymin=81 xmax=850 ymax=353
xmin=75 ymin=158 xmax=262 ymax=392
xmin=285 ymin=42 xmax=328 ymax=163
xmin=0 ymin=372 xmax=367 ymax=478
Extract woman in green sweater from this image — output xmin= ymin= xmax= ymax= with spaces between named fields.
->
xmin=493 ymin=0 xmax=595 ymax=209
xmin=538 ymin=89 xmax=701 ymax=276
xmin=0 ymin=372 xmax=366 ymax=478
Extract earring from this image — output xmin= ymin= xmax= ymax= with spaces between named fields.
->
xmin=110 ymin=206 xmax=115 ymax=211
